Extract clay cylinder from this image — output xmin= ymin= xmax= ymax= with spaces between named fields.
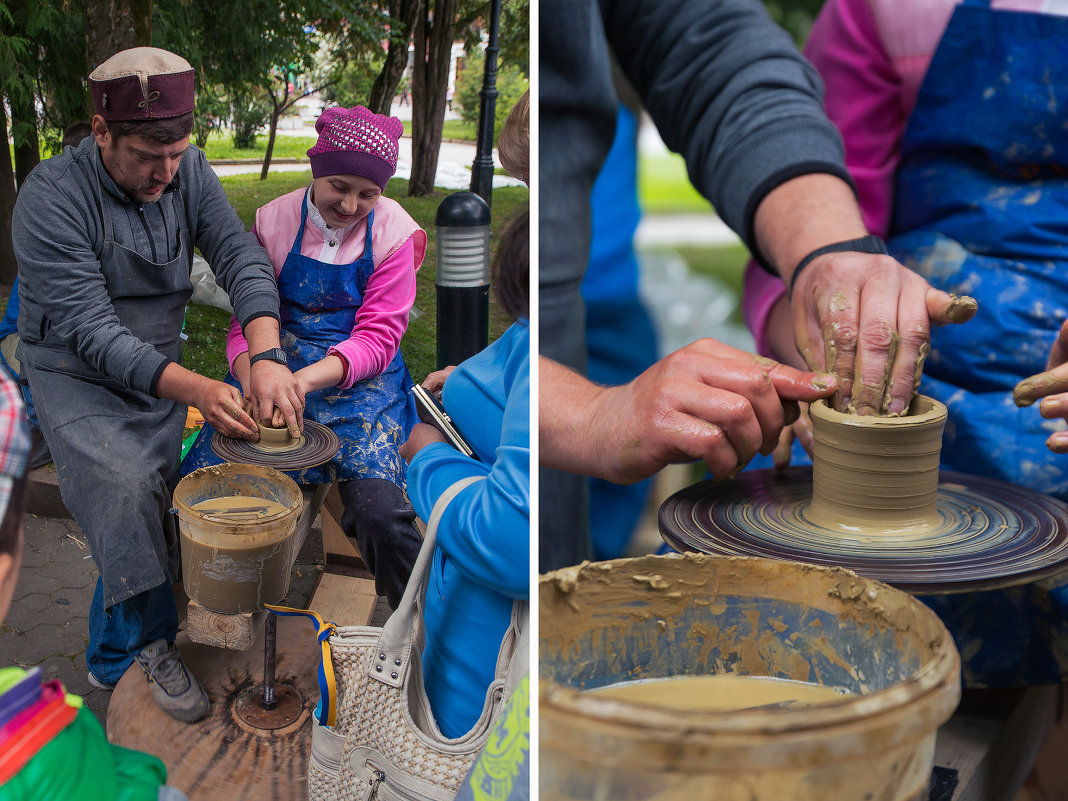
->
xmin=174 ymin=464 xmax=303 ymax=614
xmin=807 ymin=395 xmax=947 ymax=535
xmin=540 ymin=554 xmax=961 ymax=801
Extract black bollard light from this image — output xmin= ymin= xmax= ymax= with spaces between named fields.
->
xmin=435 ymin=191 xmax=491 ymax=370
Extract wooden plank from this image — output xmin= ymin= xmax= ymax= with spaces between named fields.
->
xmin=185 ymin=600 xmax=265 ymax=650
xmin=308 ymin=572 xmax=378 ymax=627
xmin=935 ymin=685 xmax=1058 ymax=801
xmin=319 ymin=483 xmax=369 ymax=569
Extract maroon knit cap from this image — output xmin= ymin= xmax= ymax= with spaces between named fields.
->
xmin=89 ymin=47 xmax=195 ymax=122
xmin=307 ymin=106 xmax=403 ymax=189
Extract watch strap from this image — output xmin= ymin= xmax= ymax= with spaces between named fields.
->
xmin=788 ymin=235 xmax=889 ymax=298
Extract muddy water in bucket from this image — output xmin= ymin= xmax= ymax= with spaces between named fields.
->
xmin=175 ymin=463 xmax=303 ymax=614
xmin=540 ymin=554 xmax=961 ymax=801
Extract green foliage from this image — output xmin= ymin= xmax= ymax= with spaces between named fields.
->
xmin=498 ymin=0 xmax=530 ymax=75
xmin=638 ymin=151 xmax=711 ymax=215
xmin=320 ymin=43 xmax=386 ymax=108
xmin=454 ymin=51 xmax=528 ymax=144
xmin=200 ymin=134 xmax=317 ymax=161
xmin=230 ymin=91 xmax=274 ymax=149
xmin=763 ymin=0 xmax=823 ymax=46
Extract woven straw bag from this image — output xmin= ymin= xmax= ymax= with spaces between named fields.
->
xmin=298 ymin=476 xmax=529 ymax=801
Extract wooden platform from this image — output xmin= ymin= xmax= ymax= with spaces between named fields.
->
xmin=935 ymin=685 xmax=1065 ymax=801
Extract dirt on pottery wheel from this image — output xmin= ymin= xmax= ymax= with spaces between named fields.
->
xmin=808 ymin=394 xmax=947 ymax=535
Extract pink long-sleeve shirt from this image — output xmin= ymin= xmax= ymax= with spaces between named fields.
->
xmin=227 ymin=186 xmax=427 ymax=388
xmin=743 ymin=0 xmax=1060 ymax=357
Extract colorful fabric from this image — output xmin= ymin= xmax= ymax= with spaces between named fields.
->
xmin=407 ymin=320 xmax=530 ymax=738
xmin=0 ymin=667 xmax=166 ymax=801
xmin=307 ymin=106 xmax=403 ymax=188
xmin=454 ymin=674 xmax=530 ymax=801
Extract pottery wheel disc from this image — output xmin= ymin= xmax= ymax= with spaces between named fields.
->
xmin=211 ymin=420 xmax=340 ymax=471
xmin=659 ymin=466 xmax=1068 ymax=594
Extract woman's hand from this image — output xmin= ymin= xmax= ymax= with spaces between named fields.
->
xmin=422 ymin=366 xmax=456 ymax=399
xmin=1015 ymin=317 xmax=1068 ymax=452
xmin=400 ymin=423 xmax=448 ymax=462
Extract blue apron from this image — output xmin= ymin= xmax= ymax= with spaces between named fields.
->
xmin=184 ymin=191 xmax=418 ymax=486
xmin=891 ymin=0 xmax=1068 ymax=686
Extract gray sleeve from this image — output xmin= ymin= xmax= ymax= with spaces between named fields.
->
xmin=12 ymin=173 xmax=170 ymax=394
xmin=601 ymin=0 xmax=854 ymax=261
xmin=182 ymin=149 xmax=279 ymax=329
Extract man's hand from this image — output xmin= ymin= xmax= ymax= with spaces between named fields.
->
xmin=539 ymin=340 xmax=838 ymax=485
xmin=400 ymin=422 xmax=448 ymax=462
xmin=1014 ymin=317 xmax=1068 ymax=453
xmin=199 ymin=382 xmax=259 ymax=441
xmin=753 ymin=173 xmax=977 ymax=417
xmin=247 ymin=360 xmax=304 ymax=437
xmin=791 ymin=253 xmax=976 ymax=415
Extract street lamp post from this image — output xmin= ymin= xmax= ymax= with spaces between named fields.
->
xmin=435 ymin=192 xmax=491 ymax=369
xmin=470 ymin=0 xmax=502 ymax=207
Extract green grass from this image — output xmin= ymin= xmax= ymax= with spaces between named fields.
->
xmin=183 ymin=173 xmax=529 ymax=383
xmin=670 ymin=243 xmax=750 ymax=326
xmin=199 ymin=132 xmax=317 ymax=161
xmin=441 ymin=119 xmax=477 ymax=142
xmin=638 ymin=151 xmax=712 ymax=215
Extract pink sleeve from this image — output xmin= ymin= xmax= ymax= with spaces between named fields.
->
xmin=225 ymin=315 xmax=249 ymax=370
xmin=328 ymin=236 xmax=417 ymax=388
xmin=743 ymin=0 xmax=905 ymax=353
xmin=805 ymin=0 xmax=905 ymax=238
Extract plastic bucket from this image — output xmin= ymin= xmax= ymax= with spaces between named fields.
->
xmin=540 ymin=554 xmax=961 ymax=801
xmin=174 ymin=463 xmax=303 ymax=614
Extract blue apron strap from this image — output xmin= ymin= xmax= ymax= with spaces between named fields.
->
xmin=289 ymin=189 xmax=312 ymax=256
xmin=361 ymin=209 xmax=375 ymax=261
xmin=265 ymin=603 xmax=338 ymax=726
xmin=962 ymin=0 xmax=989 ymax=7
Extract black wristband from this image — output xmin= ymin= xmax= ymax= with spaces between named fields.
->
xmin=788 ymin=235 xmax=889 ymax=298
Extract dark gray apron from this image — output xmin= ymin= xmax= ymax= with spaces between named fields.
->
xmin=21 ymin=163 xmax=192 ymax=608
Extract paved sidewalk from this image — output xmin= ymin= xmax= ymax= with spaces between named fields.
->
xmin=0 ymin=475 xmax=334 ymax=727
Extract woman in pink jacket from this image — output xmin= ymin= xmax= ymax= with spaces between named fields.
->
xmin=184 ymin=106 xmax=426 ymax=609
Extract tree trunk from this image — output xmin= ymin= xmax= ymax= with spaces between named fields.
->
xmin=0 ymin=101 xmax=19 ymax=285
xmin=10 ymin=91 xmax=39 ymax=193
xmin=367 ymin=0 xmax=421 ymax=116
xmin=260 ymin=104 xmax=282 ymax=182
xmin=84 ymin=0 xmax=153 ymax=74
xmin=409 ymin=0 xmax=457 ymax=196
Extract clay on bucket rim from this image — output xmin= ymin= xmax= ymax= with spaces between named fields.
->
xmin=539 ymin=553 xmax=960 ymax=754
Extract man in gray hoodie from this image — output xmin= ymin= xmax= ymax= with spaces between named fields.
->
xmin=11 ymin=47 xmax=304 ymax=723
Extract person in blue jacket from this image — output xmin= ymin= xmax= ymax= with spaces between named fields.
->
xmin=399 ymin=208 xmax=529 ymax=740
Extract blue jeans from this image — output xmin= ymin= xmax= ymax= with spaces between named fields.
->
xmin=87 ymin=578 xmax=178 ymax=685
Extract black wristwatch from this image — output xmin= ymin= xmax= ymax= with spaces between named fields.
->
xmin=249 ymin=348 xmax=287 ymax=367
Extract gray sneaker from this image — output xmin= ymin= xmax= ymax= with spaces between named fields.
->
xmin=86 ymin=671 xmax=115 ymax=691
xmin=135 ymin=639 xmax=209 ymax=723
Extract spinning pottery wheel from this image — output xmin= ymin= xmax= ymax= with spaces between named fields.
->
xmin=659 ymin=396 xmax=1068 ymax=594
xmin=211 ymin=419 xmax=340 ymax=470
xmin=659 ymin=466 xmax=1068 ymax=594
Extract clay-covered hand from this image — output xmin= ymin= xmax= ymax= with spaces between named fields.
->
xmin=1013 ymin=317 xmax=1068 ymax=452
xmin=400 ymin=422 xmax=448 ymax=462
xmin=791 ymin=253 xmax=976 ymax=416
xmin=247 ymin=360 xmax=305 ymax=437
xmin=540 ymin=340 xmax=838 ymax=485
xmin=421 ymin=366 xmax=456 ymax=398
xmin=198 ymin=381 xmax=259 ymax=441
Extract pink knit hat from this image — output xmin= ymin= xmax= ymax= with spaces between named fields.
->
xmin=307 ymin=106 xmax=403 ymax=189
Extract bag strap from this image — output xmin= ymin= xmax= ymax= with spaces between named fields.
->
xmin=499 ymin=600 xmax=529 ymax=697
xmin=263 ymin=605 xmax=338 ymax=725
xmin=372 ymin=475 xmax=485 ymax=688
